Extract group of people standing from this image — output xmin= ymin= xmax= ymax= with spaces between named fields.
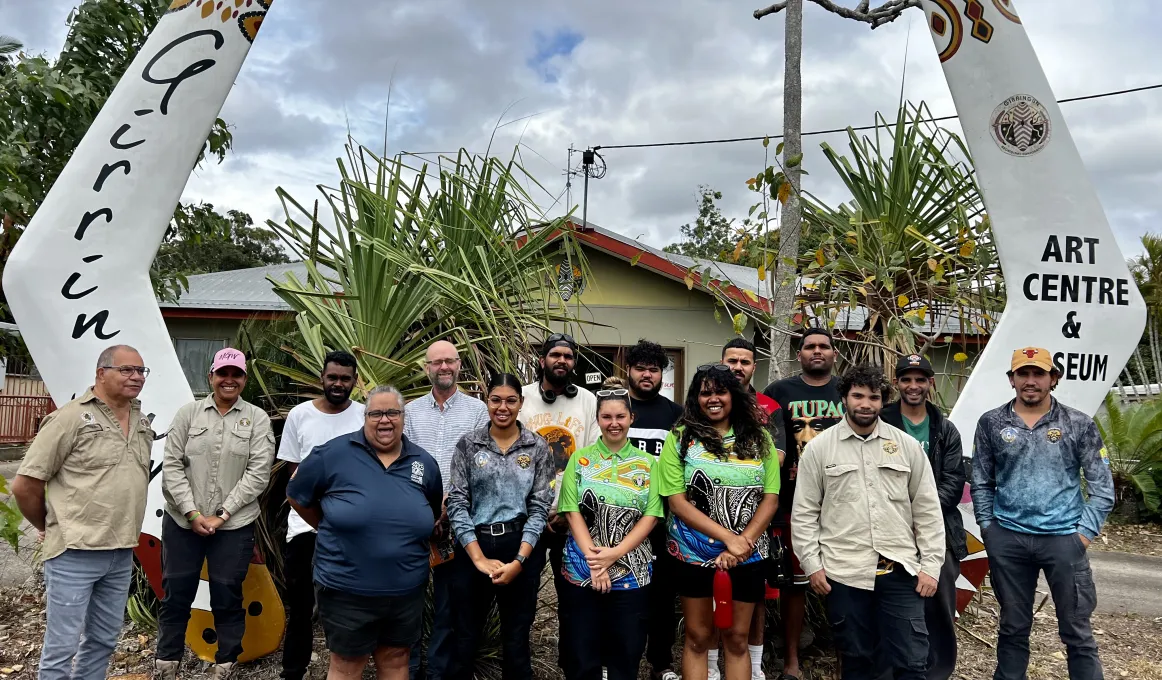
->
xmin=9 ymin=329 xmax=1114 ymax=680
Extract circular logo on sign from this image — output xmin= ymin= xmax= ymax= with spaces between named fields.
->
xmin=991 ymin=94 xmax=1051 ymax=156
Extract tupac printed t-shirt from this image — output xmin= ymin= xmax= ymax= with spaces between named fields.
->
xmin=764 ymin=375 xmax=844 ymax=521
xmin=656 ymin=428 xmax=780 ymax=567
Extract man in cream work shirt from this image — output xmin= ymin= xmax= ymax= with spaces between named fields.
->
xmin=792 ymin=364 xmax=944 ymax=680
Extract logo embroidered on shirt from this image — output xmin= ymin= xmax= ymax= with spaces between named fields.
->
xmin=239 ymin=418 xmax=251 ymax=428
xmin=411 ymin=461 xmax=425 ymax=484
xmin=1099 ymin=447 xmax=1110 ymax=465
xmin=81 ymin=412 xmax=94 ymax=424
xmin=139 ymin=417 xmax=150 ymax=428
xmin=516 ymin=453 xmax=532 ymax=469
xmin=882 ymin=440 xmax=899 ymax=455
xmin=1000 ymin=427 xmax=1018 ymax=443
xmin=1046 ymin=428 xmax=1063 ymax=443
xmin=474 ymin=451 xmax=490 ymax=468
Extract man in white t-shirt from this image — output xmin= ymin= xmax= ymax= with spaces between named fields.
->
xmin=519 ymin=333 xmax=598 ymax=674
xmin=277 ymin=351 xmax=365 ymax=680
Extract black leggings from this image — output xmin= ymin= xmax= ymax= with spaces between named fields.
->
xmin=558 ymin=580 xmax=650 ymax=680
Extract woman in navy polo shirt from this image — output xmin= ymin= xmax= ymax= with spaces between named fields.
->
xmin=445 ymin=373 xmax=555 ymax=680
xmin=287 ymin=384 xmax=443 ymax=680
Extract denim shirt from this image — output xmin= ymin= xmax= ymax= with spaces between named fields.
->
xmin=972 ymin=398 xmax=1114 ymax=540
xmin=446 ymin=424 xmax=555 ymax=548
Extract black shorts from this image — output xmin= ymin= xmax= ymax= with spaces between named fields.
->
xmin=315 ymin=584 xmax=423 ymax=656
xmin=673 ymin=559 xmax=767 ymax=603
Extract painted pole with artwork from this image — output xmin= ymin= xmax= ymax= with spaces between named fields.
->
xmin=2 ymin=0 xmax=284 ymax=663
xmin=920 ymin=0 xmax=1146 ymax=609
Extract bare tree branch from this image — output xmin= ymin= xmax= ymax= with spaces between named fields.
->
xmin=754 ymin=2 xmax=788 ymax=19
xmin=754 ymin=0 xmax=921 ymax=28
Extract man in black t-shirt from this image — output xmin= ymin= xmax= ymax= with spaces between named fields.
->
xmin=624 ymin=339 xmax=683 ymax=680
xmin=762 ymin=327 xmax=845 ymax=680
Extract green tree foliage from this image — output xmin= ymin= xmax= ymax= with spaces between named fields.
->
xmin=150 ymin=203 xmax=289 ymax=300
xmin=1096 ymin=393 xmax=1162 ymax=521
xmin=663 ymin=185 xmax=825 ymax=268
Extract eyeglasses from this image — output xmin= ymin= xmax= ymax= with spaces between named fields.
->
xmin=101 ymin=365 xmax=150 ymax=377
xmin=487 ymin=396 xmax=521 ymax=407
xmin=596 ymin=388 xmax=629 ymax=397
xmin=425 ymin=358 xmax=460 ymax=367
xmin=366 ymin=409 xmax=403 ymax=420
xmin=696 ymin=364 xmax=733 ymax=374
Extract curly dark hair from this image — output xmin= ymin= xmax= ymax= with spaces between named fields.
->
xmin=677 ymin=365 xmax=769 ymax=462
xmin=838 ymin=363 xmax=890 ymax=401
xmin=625 ymin=339 xmax=670 ymax=371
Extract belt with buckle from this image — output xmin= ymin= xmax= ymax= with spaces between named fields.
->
xmin=476 ymin=519 xmax=524 ymax=537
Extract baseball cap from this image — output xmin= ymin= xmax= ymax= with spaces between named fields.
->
xmin=1010 ymin=347 xmax=1056 ymax=374
xmin=896 ymin=353 xmax=934 ymax=377
xmin=211 ymin=347 xmax=247 ymax=374
xmin=541 ymin=332 xmax=578 ymax=357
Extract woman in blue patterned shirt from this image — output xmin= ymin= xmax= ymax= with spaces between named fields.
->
xmin=558 ymin=377 xmax=664 ymax=680
xmin=445 ymin=373 xmax=555 ymax=680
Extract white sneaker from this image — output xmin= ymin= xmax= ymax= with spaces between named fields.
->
xmin=707 ymin=666 xmax=721 ymax=680
xmin=660 ymin=672 xmax=680 ymax=680
xmin=752 ymin=671 xmax=766 ymax=680
xmin=154 ymin=660 xmax=178 ymax=680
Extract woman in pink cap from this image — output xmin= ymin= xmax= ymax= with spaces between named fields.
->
xmin=155 ymin=348 xmax=275 ymax=680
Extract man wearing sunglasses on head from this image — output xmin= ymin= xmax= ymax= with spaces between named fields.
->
xmin=13 ymin=345 xmax=156 ymax=680
xmin=519 ymin=332 xmax=599 ymax=673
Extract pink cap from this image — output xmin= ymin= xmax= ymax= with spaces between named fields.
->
xmin=211 ymin=347 xmax=247 ymax=374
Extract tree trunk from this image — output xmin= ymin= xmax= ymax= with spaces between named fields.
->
xmin=768 ymin=0 xmax=804 ymax=384
xmin=1149 ymin=312 xmax=1162 ymax=387
xmin=1133 ymin=347 xmax=1151 ymax=392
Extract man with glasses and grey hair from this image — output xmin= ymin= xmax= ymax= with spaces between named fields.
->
xmin=11 ymin=345 xmax=155 ymax=680
xmin=404 ymin=340 xmax=487 ymax=680
xmin=289 ymin=384 xmax=443 ymax=680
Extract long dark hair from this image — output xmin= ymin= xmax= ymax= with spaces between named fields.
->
xmin=486 ymin=372 xmax=523 ymax=394
xmin=677 ymin=365 xmax=768 ymax=461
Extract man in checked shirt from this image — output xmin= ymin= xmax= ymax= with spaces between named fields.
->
xmin=404 ymin=340 xmax=488 ymax=680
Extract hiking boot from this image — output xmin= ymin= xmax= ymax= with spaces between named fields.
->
xmin=154 ymin=659 xmax=178 ymax=680
xmin=210 ymin=662 xmax=235 ymax=680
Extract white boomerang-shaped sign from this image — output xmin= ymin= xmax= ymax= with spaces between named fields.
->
xmin=919 ymin=0 xmax=1145 ymax=610
xmin=3 ymin=0 xmax=284 ymax=662
xmin=921 ymin=0 xmax=1145 ymax=444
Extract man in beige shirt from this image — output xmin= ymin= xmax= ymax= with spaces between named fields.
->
xmin=155 ymin=348 xmax=273 ymax=680
xmin=11 ymin=345 xmax=154 ymax=680
xmin=792 ymin=364 xmax=944 ymax=680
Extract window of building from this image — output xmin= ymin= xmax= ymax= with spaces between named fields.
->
xmin=172 ymin=338 xmax=228 ymax=395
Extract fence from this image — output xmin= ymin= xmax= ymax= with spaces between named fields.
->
xmin=0 ymin=376 xmax=55 ymax=445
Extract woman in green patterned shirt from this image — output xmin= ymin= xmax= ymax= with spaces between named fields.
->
xmin=657 ymin=364 xmax=781 ymax=680
xmin=558 ymin=377 xmax=663 ymax=680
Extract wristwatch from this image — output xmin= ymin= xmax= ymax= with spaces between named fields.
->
xmin=514 ymin=554 xmax=527 ymax=565
xmin=215 ymin=507 xmax=231 ymax=521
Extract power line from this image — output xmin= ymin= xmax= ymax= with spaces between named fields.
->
xmin=593 ymin=82 xmax=1162 ymax=152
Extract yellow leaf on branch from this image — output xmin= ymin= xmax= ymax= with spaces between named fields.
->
xmin=953 ymin=352 xmax=968 ymax=362
xmin=896 ymin=294 xmax=909 ymax=308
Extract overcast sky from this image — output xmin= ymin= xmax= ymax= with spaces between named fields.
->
xmin=6 ymin=0 xmax=1161 ymax=257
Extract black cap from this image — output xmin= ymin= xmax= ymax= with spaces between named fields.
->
xmin=540 ymin=332 xmax=578 ymax=357
xmin=896 ymin=353 xmax=934 ymax=377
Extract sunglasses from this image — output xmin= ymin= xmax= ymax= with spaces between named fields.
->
xmin=696 ymin=364 xmax=734 ymax=374
xmin=595 ymin=388 xmax=629 ymax=397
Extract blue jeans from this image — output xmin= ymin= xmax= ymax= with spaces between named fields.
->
xmin=409 ymin=560 xmax=455 ymax=680
xmin=40 ymin=548 xmax=134 ymax=680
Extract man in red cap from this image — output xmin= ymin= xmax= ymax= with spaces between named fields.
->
xmin=972 ymin=347 xmax=1114 ymax=680
xmin=156 ymin=347 xmax=274 ymax=680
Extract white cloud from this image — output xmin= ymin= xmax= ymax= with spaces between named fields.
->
xmin=14 ymin=0 xmax=1162 ymax=257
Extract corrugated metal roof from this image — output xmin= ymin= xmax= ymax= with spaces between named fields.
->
xmin=159 ymin=262 xmax=310 ymax=311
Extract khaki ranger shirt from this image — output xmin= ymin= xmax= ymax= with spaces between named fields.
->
xmin=791 ymin=417 xmax=945 ymax=591
xmin=162 ymin=395 xmax=274 ymax=530
xmin=17 ymin=389 xmax=153 ymax=561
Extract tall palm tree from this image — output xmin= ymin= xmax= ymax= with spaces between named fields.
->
xmin=0 ymin=35 xmax=21 ymax=74
xmin=1128 ymin=233 xmax=1162 ymax=387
